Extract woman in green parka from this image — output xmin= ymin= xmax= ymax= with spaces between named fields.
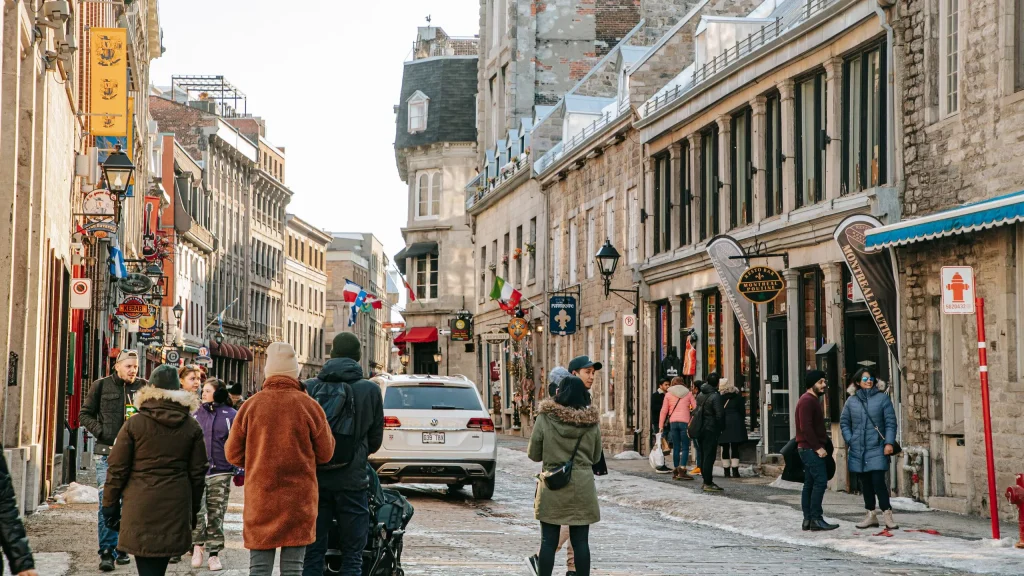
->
xmin=528 ymin=375 xmax=601 ymax=576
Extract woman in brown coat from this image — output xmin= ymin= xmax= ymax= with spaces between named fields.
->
xmin=101 ymin=364 xmax=207 ymax=576
xmin=225 ymin=342 xmax=334 ymax=576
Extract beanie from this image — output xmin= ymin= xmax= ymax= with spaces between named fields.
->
xmin=331 ymin=332 xmax=361 ymax=361
xmin=227 ymin=382 xmax=242 ymax=396
xmin=265 ymin=341 xmax=301 ymax=380
xmin=149 ymin=364 xmax=180 ymax=391
xmin=805 ymin=369 xmax=828 ymax=390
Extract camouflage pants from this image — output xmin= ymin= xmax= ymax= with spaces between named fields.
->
xmin=192 ymin=474 xmax=232 ymax=554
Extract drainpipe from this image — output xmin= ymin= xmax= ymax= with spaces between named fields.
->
xmin=902 ymin=445 xmax=930 ymax=502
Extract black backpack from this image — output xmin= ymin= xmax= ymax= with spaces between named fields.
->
xmin=312 ymin=381 xmax=358 ymax=470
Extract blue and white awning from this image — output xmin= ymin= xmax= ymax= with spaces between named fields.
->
xmin=865 ymin=190 xmax=1024 ymax=249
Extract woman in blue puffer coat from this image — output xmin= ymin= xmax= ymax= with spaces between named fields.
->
xmin=840 ymin=368 xmax=898 ymax=531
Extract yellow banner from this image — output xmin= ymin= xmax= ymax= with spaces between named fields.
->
xmin=90 ymin=28 xmax=127 ymax=136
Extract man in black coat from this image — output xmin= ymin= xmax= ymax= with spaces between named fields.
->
xmin=302 ymin=333 xmax=384 ymax=576
xmin=695 ymin=372 xmax=726 ymax=492
xmin=0 ymin=451 xmax=36 ymax=576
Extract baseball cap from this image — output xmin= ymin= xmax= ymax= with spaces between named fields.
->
xmin=567 ymin=355 xmax=602 ymax=374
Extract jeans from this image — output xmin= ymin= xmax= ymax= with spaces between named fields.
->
xmin=134 ymin=556 xmax=170 ymax=576
xmin=860 ymin=470 xmax=892 ymax=511
xmin=799 ymin=448 xmax=828 ymax=521
xmin=94 ymin=455 xmax=119 ymax=554
xmin=302 ymin=489 xmax=369 ymax=576
xmin=669 ymin=422 xmax=690 ymax=468
xmin=699 ymin=431 xmax=720 ymax=485
xmin=694 ymin=438 xmax=702 ymax=468
xmin=250 ymin=547 xmax=306 ymax=576
xmin=539 ymin=522 xmax=590 ymax=576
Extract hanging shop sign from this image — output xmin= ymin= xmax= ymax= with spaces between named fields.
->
xmin=706 ymin=235 xmax=758 ymax=357
xmin=165 ymin=348 xmax=180 ymax=364
xmin=89 ymin=28 xmax=128 ymax=137
xmin=118 ymin=273 xmax=154 ymax=295
xmin=548 ymin=295 xmax=578 ymax=336
xmin=508 ymin=317 xmax=530 ymax=341
xmin=737 ymin=266 xmax=786 ymax=303
xmin=70 ymin=278 xmax=92 ymax=309
xmin=82 ymin=189 xmax=117 ymax=238
xmin=116 ymin=296 xmax=148 ymax=320
xmin=450 ymin=315 xmax=473 ymax=341
xmin=138 ymin=305 xmax=159 ymax=339
xmin=382 ymin=322 xmax=406 ymax=330
xmin=481 ymin=332 xmax=510 ymax=342
xmin=196 ymin=356 xmax=213 ymax=367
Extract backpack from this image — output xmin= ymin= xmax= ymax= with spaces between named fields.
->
xmin=687 ymin=394 xmax=708 ymax=439
xmin=312 ymin=380 xmax=358 ymax=470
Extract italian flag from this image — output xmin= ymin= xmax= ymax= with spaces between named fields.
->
xmin=489 ymin=276 xmax=522 ymax=312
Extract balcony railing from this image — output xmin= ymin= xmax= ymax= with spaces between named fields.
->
xmin=465 ymin=151 xmax=531 ymax=210
xmin=535 ymin=103 xmax=630 ymax=175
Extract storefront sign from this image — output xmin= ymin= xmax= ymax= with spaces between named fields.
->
xmin=165 ymin=348 xmax=180 ymax=364
xmin=70 ymin=278 xmax=92 ymax=310
xmin=834 ymin=215 xmax=900 ymax=364
xmin=198 ymin=347 xmax=209 ymax=357
xmin=706 ymin=235 xmax=758 ymax=358
xmin=941 ymin=266 xmax=975 ymax=314
xmin=450 ymin=316 xmax=473 ymax=341
xmin=90 ymin=28 xmax=128 ymax=136
xmin=508 ymin=317 xmax=529 ymax=341
xmin=548 ymin=295 xmax=577 ymax=335
xmin=116 ymin=296 xmax=148 ymax=319
xmin=737 ymin=266 xmax=785 ymax=303
xmin=382 ymin=322 xmax=406 ymax=330
xmin=83 ymin=189 xmax=117 ymax=238
xmin=118 ymin=273 xmax=154 ymax=295
xmin=481 ymin=332 xmax=510 ymax=342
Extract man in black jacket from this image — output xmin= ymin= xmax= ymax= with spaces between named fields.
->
xmin=79 ymin=349 xmax=146 ymax=571
xmin=0 ymin=451 xmax=36 ymax=576
xmin=696 ymin=372 xmax=726 ymax=492
xmin=302 ymin=333 xmax=384 ymax=576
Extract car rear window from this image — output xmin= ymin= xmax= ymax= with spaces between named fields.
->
xmin=383 ymin=385 xmax=483 ymax=411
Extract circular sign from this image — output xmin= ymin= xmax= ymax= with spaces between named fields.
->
xmin=116 ymin=296 xmax=149 ymax=319
xmin=118 ymin=273 xmax=154 ymax=295
xmin=72 ymin=280 xmax=90 ymax=295
xmin=165 ymin=349 xmax=180 ymax=364
xmin=198 ymin=347 xmax=209 ymax=357
xmin=737 ymin=266 xmax=786 ymax=303
xmin=508 ymin=317 xmax=529 ymax=341
xmin=138 ymin=306 xmax=158 ymax=330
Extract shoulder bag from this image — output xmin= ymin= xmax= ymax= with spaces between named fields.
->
xmin=856 ymin=395 xmax=901 ymax=456
xmin=541 ymin=435 xmax=584 ymax=490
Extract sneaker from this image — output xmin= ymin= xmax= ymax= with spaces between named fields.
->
xmin=655 ymin=465 xmax=673 ymax=474
xmin=702 ymin=483 xmax=724 ymax=493
xmin=99 ymin=550 xmax=115 ymax=572
xmin=855 ymin=510 xmax=879 ymax=529
xmin=208 ymin=555 xmax=223 ymax=571
xmin=191 ymin=545 xmax=205 ymax=568
xmin=882 ymin=509 xmax=899 ymax=530
xmin=690 ymin=467 xmax=701 ymax=475
xmin=114 ymin=551 xmax=130 ymax=566
xmin=524 ymin=554 xmax=539 ymax=576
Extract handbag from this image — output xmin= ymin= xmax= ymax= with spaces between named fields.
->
xmin=541 ymin=435 xmax=584 ymax=490
xmin=856 ymin=395 xmax=901 ymax=455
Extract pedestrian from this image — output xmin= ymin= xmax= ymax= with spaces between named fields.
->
xmin=527 ymin=376 xmax=601 ymax=576
xmin=841 ymin=368 xmax=899 ymax=530
xmin=650 ymin=379 xmax=669 ymax=460
xmin=0 ymin=450 xmax=37 ymax=576
xmin=100 ymin=364 xmax=208 ymax=576
xmin=189 ymin=379 xmax=237 ymax=571
xmin=796 ymin=369 xmax=839 ymax=531
xmin=717 ymin=377 xmax=747 ymax=478
xmin=179 ymin=365 xmax=202 ymax=397
xmin=659 ymin=377 xmax=696 ymax=480
xmin=566 ymin=356 xmax=607 ymax=476
xmin=302 ymin=333 xmax=385 ymax=576
xmin=79 ymin=348 xmax=147 ymax=571
xmin=693 ymin=372 xmax=725 ymax=492
xmin=548 ymin=366 xmax=570 ymax=399
xmin=688 ymin=379 xmax=704 ymax=476
xmin=227 ymin=382 xmax=244 ymax=409
xmin=225 ymin=342 xmax=335 ymax=576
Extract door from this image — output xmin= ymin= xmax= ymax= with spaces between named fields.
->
xmin=844 ymin=312 xmax=890 ymax=383
xmin=414 ymin=342 xmax=439 ymax=375
xmin=766 ymin=316 xmax=790 ymax=453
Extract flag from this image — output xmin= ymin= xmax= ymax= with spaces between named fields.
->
xmin=348 ymin=289 xmax=368 ymax=327
xmin=342 ymin=280 xmax=363 ymax=303
xmin=109 ymin=237 xmax=127 ymax=279
xmin=360 ymin=294 xmax=383 ymax=312
xmin=403 ymin=278 xmax=416 ymax=302
xmin=489 ymin=276 xmax=521 ymax=312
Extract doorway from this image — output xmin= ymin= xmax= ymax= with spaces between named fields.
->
xmin=844 ymin=311 xmax=890 ymax=384
xmin=414 ymin=341 xmax=439 ymax=375
xmin=766 ymin=316 xmax=790 ymax=453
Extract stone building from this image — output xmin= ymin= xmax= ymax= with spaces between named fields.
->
xmin=325 ymin=233 xmax=398 ymax=375
xmin=284 ymin=215 xmax=330 ymax=380
xmin=855 ymin=0 xmax=1024 ymax=520
xmin=393 ymin=27 xmax=479 ymax=382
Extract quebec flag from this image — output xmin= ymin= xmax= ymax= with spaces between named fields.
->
xmin=109 ymin=237 xmax=128 ymax=279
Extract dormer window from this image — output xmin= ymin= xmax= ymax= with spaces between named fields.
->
xmin=408 ymin=90 xmax=429 ymax=134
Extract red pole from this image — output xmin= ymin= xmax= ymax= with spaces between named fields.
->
xmin=976 ymin=297 xmax=1000 ymax=539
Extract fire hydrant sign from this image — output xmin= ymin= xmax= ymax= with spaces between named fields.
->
xmin=941 ymin=266 xmax=975 ymax=314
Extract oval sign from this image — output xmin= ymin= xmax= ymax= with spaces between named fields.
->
xmin=118 ymin=272 xmax=154 ymax=295
xmin=116 ymin=296 xmax=149 ymax=319
xmin=737 ymin=266 xmax=786 ymax=303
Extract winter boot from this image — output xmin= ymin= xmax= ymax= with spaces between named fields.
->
xmin=672 ymin=466 xmax=681 ymax=479
xmin=732 ymin=458 xmax=741 ymax=478
xmin=676 ymin=468 xmax=694 ymax=481
xmin=99 ymin=550 xmax=115 ymax=572
xmin=115 ymin=550 xmax=130 ymax=566
xmin=723 ymin=466 xmax=732 ymax=478
xmin=882 ymin=509 xmax=899 ymax=530
xmin=855 ymin=510 xmax=879 ymax=529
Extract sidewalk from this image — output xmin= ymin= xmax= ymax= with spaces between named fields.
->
xmin=498 ymin=436 xmax=1024 ymax=575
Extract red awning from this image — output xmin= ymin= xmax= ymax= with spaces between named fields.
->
xmin=239 ymin=346 xmax=254 ymax=361
xmin=394 ymin=327 xmax=438 ymax=344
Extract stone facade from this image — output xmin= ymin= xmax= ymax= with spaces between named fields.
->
xmin=284 ymin=215 xmax=331 ymax=380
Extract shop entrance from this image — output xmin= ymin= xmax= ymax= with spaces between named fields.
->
xmin=414 ymin=341 xmax=439 ymax=375
xmin=766 ymin=316 xmax=790 ymax=453
xmin=844 ymin=311 xmax=890 ymax=384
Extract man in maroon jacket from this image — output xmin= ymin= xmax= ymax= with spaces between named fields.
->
xmin=795 ymin=370 xmax=839 ymax=531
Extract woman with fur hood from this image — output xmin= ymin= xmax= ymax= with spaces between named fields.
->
xmin=841 ymin=367 xmax=899 ymax=530
xmin=100 ymin=364 xmax=208 ymax=576
xmin=528 ymin=376 xmax=601 ymax=576
xmin=717 ymin=377 xmax=747 ymax=478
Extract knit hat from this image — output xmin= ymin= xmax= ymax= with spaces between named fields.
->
xmin=331 ymin=332 xmax=361 ymax=361
xmin=149 ymin=364 xmax=180 ymax=391
xmin=265 ymin=342 xmax=300 ymax=379
xmin=227 ymin=382 xmax=242 ymax=396
xmin=555 ymin=376 xmax=590 ymax=409
xmin=805 ymin=369 xmax=828 ymax=390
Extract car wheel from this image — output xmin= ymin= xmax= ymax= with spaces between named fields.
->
xmin=446 ymin=483 xmax=465 ymax=492
xmin=472 ymin=477 xmax=495 ymax=500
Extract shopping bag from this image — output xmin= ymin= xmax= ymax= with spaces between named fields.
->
xmin=649 ymin=434 xmax=666 ymax=469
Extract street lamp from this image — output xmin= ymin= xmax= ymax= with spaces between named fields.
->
xmin=399 ymin=353 xmax=409 ymax=367
xmin=101 ymin=145 xmax=135 ymax=198
xmin=214 ymin=330 xmax=224 ymax=345
xmin=172 ymin=302 xmax=184 ymax=326
xmin=433 ymin=352 xmax=443 ymax=364
xmin=595 ymin=239 xmax=621 ymax=297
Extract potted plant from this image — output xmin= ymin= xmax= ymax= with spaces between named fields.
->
xmin=512 ymin=247 xmax=523 ymax=260
xmin=524 ymin=242 xmax=536 ymax=255
xmin=501 ymin=253 xmax=509 ymax=265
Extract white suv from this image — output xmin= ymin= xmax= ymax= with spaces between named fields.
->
xmin=369 ymin=374 xmax=497 ymax=499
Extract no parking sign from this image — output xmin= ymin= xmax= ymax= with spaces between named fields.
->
xmin=622 ymin=314 xmax=637 ymax=337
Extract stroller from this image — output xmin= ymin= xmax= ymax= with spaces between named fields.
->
xmin=324 ymin=465 xmax=414 ymax=576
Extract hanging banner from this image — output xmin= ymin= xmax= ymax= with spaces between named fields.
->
xmin=89 ymin=28 xmax=128 ymax=137
xmin=548 ymin=295 xmax=577 ymax=335
xmin=706 ymin=235 xmax=758 ymax=358
xmin=834 ymin=215 xmax=900 ymax=365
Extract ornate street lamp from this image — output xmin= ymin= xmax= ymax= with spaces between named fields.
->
xmin=101 ymin=145 xmax=135 ymax=198
xmin=433 ymin=352 xmax=443 ymax=364
xmin=595 ymin=239 xmax=621 ymax=297
xmin=172 ymin=302 xmax=184 ymax=325
xmin=399 ymin=353 xmax=410 ymax=367
xmin=214 ymin=330 xmax=224 ymax=345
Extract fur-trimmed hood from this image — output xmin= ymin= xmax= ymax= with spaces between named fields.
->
xmin=847 ymin=380 xmax=888 ymax=397
xmin=133 ymin=385 xmax=201 ymax=428
xmin=537 ymin=398 xmax=599 ymax=427
xmin=667 ymin=384 xmax=691 ymax=399
xmin=719 ymin=383 xmax=739 ymax=395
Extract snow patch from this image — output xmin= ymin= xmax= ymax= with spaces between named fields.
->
xmin=890 ymin=497 xmax=931 ymax=512
xmin=497 ymin=447 xmax=1024 ymax=575
xmin=58 ymin=482 xmax=98 ymax=504
xmin=769 ymin=476 xmax=804 ymax=491
xmin=36 ymin=552 xmax=71 ymax=576
xmin=612 ymin=451 xmax=644 ymax=460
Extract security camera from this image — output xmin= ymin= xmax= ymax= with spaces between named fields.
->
xmin=41 ymin=1 xmax=70 ymax=25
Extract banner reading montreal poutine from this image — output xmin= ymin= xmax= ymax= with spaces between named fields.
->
xmin=833 ymin=215 xmax=901 ymax=366
xmin=706 ymin=235 xmax=757 ymax=358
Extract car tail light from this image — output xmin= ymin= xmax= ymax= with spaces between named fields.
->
xmin=467 ymin=417 xmax=495 ymax=432
xmin=384 ymin=416 xmax=402 ymax=429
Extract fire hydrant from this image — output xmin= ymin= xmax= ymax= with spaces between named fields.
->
xmin=1004 ymin=474 xmax=1024 ymax=548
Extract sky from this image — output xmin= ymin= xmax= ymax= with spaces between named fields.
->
xmin=150 ymin=0 xmax=479 ymax=267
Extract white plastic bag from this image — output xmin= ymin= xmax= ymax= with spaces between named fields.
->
xmin=649 ymin=433 xmax=666 ymax=469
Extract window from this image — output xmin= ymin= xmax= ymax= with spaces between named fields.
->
xmin=703 ymin=290 xmax=722 ymax=375
xmin=700 ymin=126 xmax=720 ymax=239
xmin=1017 ymin=0 xmax=1024 ymax=91
xmin=764 ymin=94 xmax=784 ymax=217
xmin=415 ymin=172 xmax=441 ymax=218
xmin=415 ymin=254 xmax=438 ymax=299
xmin=843 ymin=43 xmax=887 ymax=195
xmin=678 ymin=142 xmax=692 ymax=246
xmin=799 ymin=268 xmax=825 ymax=378
xmin=795 ymin=72 xmax=826 ymax=207
xmin=407 ymin=91 xmax=429 ymax=133
xmin=730 ymin=108 xmax=753 ymax=227
xmin=515 ymin=225 xmax=523 ymax=285
xmin=604 ymin=325 xmax=616 ymax=412
xmin=627 ymin=187 xmax=639 ymax=264
xmin=480 ymin=246 xmax=487 ymax=301
xmin=430 ymin=172 xmax=441 ymax=216
xmin=553 ymin=225 xmax=562 ymax=288
xmin=502 ymin=232 xmax=510 ymax=279
xmin=528 ymin=217 xmax=537 ymax=282
xmin=569 ymin=218 xmax=578 ymax=284
xmin=940 ymin=0 xmax=960 ymax=115
xmin=490 ymin=239 xmax=498 ymax=294
xmin=652 ymin=155 xmax=671 ymax=254
xmin=586 ymin=209 xmax=595 ymax=278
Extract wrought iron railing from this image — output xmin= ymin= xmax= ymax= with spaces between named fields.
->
xmin=535 ymin=102 xmax=631 ymax=175
xmin=465 ymin=152 xmax=531 ymax=210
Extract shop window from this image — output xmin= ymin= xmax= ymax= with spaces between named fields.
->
xmin=700 ymin=126 xmax=720 ymax=240
xmin=765 ymin=94 xmax=783 ymax=217
xmin=799 ymin=269 xmax=825 ymax=378
xmin=730 ymin=108 xmax=753 ymax=228
xmin=604 ymin=324 xmax=616 ymax=413
xmin=795 ymin=72 xmax=826 ymax=207
xmin=843 ymin=43 xmax=887 ymax=195
xmin=733 ymin=318 xmax=758 ymax=431
xmin=678 ymin=141 xmax=692 ymax=246
xmin=703 ymin=291 xmax=722 ymax=375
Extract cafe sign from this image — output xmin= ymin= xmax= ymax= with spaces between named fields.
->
xmin=116 ymin=296 xmax=148 ymax=319
xmin=737 ymin=266 xmax=786 ymax=304
xmin=450 ymin=315 xmax=473 ymax=341
xmin=118 ymin=272 xmax=154 ymax=295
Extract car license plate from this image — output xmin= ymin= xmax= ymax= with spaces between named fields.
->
xmin=422 ymin=432 xmax=445 ymax=444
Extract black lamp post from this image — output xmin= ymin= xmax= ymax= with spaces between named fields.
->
xmin=214 ymin=330 xmax=224 ymax=345
xmin=172 ymin=302 xmax=184 ymax=326
xmin=101 ymin=145 xmax=135 ymax=198
xmin=595 ymin=240 xmax=621 ymax=298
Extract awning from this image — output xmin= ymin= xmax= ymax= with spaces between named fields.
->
xmin=393 ymin=241 xmax=438 ymax=275
xmin=209 ymin=340 xmax=235 ymax=359
xmin=239 ymin=346 xmax=254 ymax=361
xmin=393 ymin=326 xmax=438 ymax=344
xmin=865 ymin=190 xmax=1024 ymax=249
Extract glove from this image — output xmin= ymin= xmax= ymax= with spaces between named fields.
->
xmin=101 ymin=505 xmax=121 ymax=532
